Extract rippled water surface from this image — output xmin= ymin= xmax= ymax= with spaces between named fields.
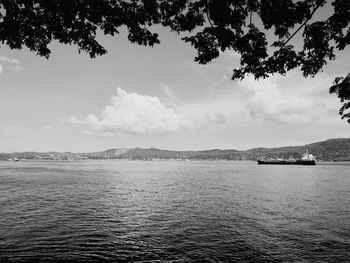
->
xmin=1 ymin=160 xmax=350 ymax=262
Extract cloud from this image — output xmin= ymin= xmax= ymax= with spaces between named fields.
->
xmin=101 ymin=132 xmax=114 ymax=137
xmin=68 ymin=116 xmax=83 ymax=124
xmin=161 ymin=84 xmax=176 ymax=99
xmin=69 ymin=88 xmax=226 ymax=136
xmin=43 ymin=125 xmax=53 ymax=130
xmin=0 ymin=56 xmax=19 ymax=64
xmin=82 ymin=130 xmax=94 ymax=135
xmin=69 ymin=88 xmax=193 ymax=135
xmin=0 ymin=55 xmax=23 ymax=74
xmin=189 ymin=112 xmax=226 ymax=129
xmin=237 ymin=76 xmax=329 ymax=123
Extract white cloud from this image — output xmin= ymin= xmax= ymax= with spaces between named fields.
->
xmin=101 ymin=132 xmax=114 ymax=137
xmin=11 ymin=65 xmax=23 ymax=72
xmin=68 ymin=116 xmax=84 ymax=124
xmin=161 ymin=84 xmax=176 ymax=99
xmin=188 ymin=111 xmax=226 ymax=129
xmin=43 ymin=125 xmax=53 ymax=130
xmin=0 ymin=56 xmax=19 ymax=64
xmin=69 ymin=88 xmax=226 ymax=136
xmin=69 ymin=88 xmax=193 ymax=135
xmin=82 ymin=130 xmax=94 ymax=135
xmin=237 ymin=76 xmax=330 ymax=123
xmin=0 ymin=55 xmax=23 ymax=73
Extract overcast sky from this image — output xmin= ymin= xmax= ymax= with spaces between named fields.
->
xmin=1 ymin=24 xmax=349 ymax=152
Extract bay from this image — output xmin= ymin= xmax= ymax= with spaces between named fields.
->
xmin=1 ymin=160 xmax=349 ymax=262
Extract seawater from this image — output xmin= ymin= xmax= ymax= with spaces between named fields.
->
xmin=0 ymin=160 xmax=349 ymax=262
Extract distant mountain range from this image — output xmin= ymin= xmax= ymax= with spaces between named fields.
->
xmin=1 ymin=138 xmax=350 ymax=161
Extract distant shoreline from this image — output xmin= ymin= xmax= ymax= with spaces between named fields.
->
xmin=1 ymin=138 xmax=350 ymax=162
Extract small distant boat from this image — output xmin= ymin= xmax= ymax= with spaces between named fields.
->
xmin=257 ymin=149 xmax=316 ymax=165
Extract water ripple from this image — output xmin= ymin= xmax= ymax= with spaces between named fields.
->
xmin=0 ymin=160 xmax=350 ymax=262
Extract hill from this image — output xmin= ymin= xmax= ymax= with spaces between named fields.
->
xmin=1 ymin=138 xmax=350 ymax=161
xmin=241 ymin=138 xmax=350 ymax=161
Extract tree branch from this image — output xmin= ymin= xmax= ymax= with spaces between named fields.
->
xmin=249 ymin=10 xmax=253 ymax=26
xmin=279 ymin=3 xmax=322 ymax=50
xmin=206 ymin=10 xmax=214 ymax=28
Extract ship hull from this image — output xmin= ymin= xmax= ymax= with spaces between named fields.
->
xmin=257 ymin=160 xmax=316 ymax=165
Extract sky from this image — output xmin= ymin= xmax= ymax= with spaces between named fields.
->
xmin=0 ymin=21 xmax=349 ymax=152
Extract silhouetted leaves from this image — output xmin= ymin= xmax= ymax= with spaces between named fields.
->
xmin=330 ymin=74 xmax=350 ymax=122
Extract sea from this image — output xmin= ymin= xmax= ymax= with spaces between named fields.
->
xmin=0 ymin=160 xmax=349 ymax=262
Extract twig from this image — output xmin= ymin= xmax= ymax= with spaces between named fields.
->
xmin=279 ymin=3 xmax=322 ymax=50
xmin=206 ymin=10 xmax=214 ymax=28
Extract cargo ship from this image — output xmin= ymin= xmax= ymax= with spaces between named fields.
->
xmin=257 ymin=149 xmax=316 ymax=165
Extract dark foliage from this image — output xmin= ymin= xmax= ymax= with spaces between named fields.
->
xmin=330 ymin=73 xmax=350 ymax=122
xmin=0 ymin=0 xmax=349 ymax=121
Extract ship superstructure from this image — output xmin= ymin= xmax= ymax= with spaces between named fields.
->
xmin=257 ymin=149 xmax=316 ymax=165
